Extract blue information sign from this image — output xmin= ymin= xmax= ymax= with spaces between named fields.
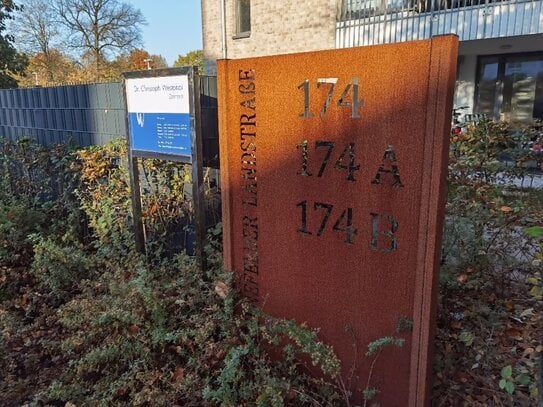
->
xmin=128 ymin=112 xmax=191 ymax=155
xmin=125 ymin=74 xmax=192 ymax=160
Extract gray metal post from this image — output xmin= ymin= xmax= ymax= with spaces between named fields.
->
xmin=190 ymin=69 xmax=207 ymax=270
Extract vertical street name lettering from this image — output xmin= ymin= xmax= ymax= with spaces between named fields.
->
xmin=239 ymin=69 xmax=258 ymax=301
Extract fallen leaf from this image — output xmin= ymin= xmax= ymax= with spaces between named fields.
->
xmin=287 ymin=389 xmax=297 ymax=400
xmin=147 ymin=370 xmax=161 ymax=385
xmin=115 ymin=387 xmax=129 ymax=398
xmin=519 ymin=308 xmax=534 ymax=318
xmin=505 ymin=327 xmax=523 ymax=340
xmin=171 ymin=367 xmax=185 ymax=381
xmin=451 ymin=321 xmax=463 ymax=330
xmin=457 ymin=274 xmax=468 ymax=283
xmin=214 ymin=281 xmax=229 ymax=299
xmin=456 ymin=371 xmax=470 ymax=383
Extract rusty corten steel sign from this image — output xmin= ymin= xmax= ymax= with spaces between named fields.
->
xmin=217 ymin=35 xmax=458 ymax=406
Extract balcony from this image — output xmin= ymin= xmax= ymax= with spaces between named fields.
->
xmin=336 ymin=0 xmax=543 ymax=47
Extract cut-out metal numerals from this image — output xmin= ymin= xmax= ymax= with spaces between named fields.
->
xmin=316 ymin=78 xmax=338 ymax=117
xmin=298 ymin=77 xmax=363 ymax=119
xmin=296 ymin=201 xmax=358 ymax=244
xmin=297 ymin=141 xmax=359 ymax=182
xmin=334 ymin=143 xmax=361 ymax=181
xmin=298 ymin=80 xmax=314 ymax=118
xmin=314 ymin=202 xmax=333 ymax=236
xmin=337 ymin=77 xmax=364 ymax=119
xmin=297 ymin=205 xmax=398 ymax=248
xmin=315 ymin=141 xmax=335 ymax=177
xmin=296 ymin=140 xmax=312 ymax=177
xmin=296 ymin=200 xmax=312 ymax=235
xmin=333 ymin=208 xmax=358 ymax=244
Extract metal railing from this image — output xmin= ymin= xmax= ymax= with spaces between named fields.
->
xmin=336 ymin=0 xmax=543 ymax=46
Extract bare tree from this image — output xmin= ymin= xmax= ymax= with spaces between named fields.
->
xmin=11 ymin=0 xmax=63 ymax=81
xmin=54 ymin=0 xmax=146 ymax=79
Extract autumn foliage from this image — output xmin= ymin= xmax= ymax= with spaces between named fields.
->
xmin=0 ymin=139 xmax=343 ymax=406
xmin=0 ymin=120 xmax=542 ymax=405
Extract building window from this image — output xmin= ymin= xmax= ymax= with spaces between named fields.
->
xmin=236 ymin=0 xmax=251 ymax=37
xmin=475 ymin=53 xmax=543 ymax=122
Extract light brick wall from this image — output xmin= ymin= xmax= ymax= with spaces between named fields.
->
xmin=201 ymin=0 xmax=340 ymax=74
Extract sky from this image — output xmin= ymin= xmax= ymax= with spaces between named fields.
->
xmin=128 ymin=0 xmax=203 ymax=66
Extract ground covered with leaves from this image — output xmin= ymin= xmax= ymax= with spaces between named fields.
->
xmin=0 ymin=120 xmax=542 ymax=406
xmin=0 ymin=140 xmax=346 ymax=406
xmin=434 ymin=120 xmax=543 ymax=406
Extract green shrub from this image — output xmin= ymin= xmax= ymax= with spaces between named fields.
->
xmin=435 ymin=120 xmax=542 ymax=405
xmin=30 ymin=235 xmax=98 ymax=303
xmin=0 ymin=201 xmax=46 ymax=261
xmin=444 ymin=119 xmax=542 ymax=288
xmin=44 ymin=251 xmax=343 ymax=406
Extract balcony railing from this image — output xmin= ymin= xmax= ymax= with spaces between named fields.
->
xmin=336 ymin=0 xmax=543 ymax=47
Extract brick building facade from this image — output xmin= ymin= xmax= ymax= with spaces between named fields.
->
xmin=202 ymin=0 xmax=543 ymax=121
xmin=202 ymin=0 xmax=338 ymax=74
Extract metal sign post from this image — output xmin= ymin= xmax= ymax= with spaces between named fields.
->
xmin=122 ymin=67 xmax=206 ymax=268
xmin=190 ymin=73 xmax=207 ymax=271
xmin=126 ymin=140 xmax=145 ymax=254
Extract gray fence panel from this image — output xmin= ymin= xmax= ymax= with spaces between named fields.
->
xmin=0 ymin=77 xmax=219 ymax=167
xmin=0 ymin=82 xmax=127 ymax=145
xmin=96 ymin=84 xmax=107 ymax=108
